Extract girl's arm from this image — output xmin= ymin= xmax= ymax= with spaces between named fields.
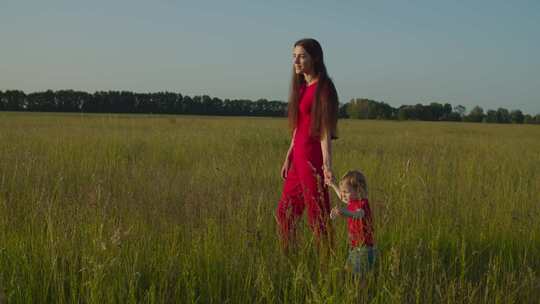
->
xmin=330 ymin=205 xmax=365 ymax=220
xmin=338 ymin=207 xmax=365 ymax=220
xmin=327 ymin=182 xmax=347 ymax=204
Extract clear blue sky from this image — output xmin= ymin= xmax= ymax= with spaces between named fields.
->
xmin=1 ymin=0 xmax=539 ymax=114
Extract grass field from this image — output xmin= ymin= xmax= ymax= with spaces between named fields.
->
xmin=0 ymin=112 xmax=539 ymax=303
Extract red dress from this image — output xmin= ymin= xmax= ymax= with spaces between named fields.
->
xmin=276 ymin=81 xmax=331 ymax=244
xmin=346 ymin=199 xmax=375 ymax=248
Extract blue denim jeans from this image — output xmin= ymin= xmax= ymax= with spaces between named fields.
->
xmin=347 ymin=246 xmax=376 ymax=275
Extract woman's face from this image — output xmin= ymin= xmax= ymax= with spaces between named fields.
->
xmin=293 ymin=45 xmax=314 ymax=75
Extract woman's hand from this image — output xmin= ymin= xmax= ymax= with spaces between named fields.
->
xmin=281 ymin=158 xmax=291 ymax=180
xmin=323 ymin=167 xmax=334 ymax=185
xmin=320 ymin=132 xmax=334 ymax=186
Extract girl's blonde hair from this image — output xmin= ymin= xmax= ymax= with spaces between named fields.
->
xmin=340 ymin=170 xmax=368 ymax=199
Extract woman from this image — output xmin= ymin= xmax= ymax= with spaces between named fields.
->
xmin=276 ymin=38 xmax=339 ymax=250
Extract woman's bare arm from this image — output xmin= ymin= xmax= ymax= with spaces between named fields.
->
xmin=286 ymin=128 xmax=297 ymax=160
xmin=281 ymin=129 xmax=297 ymax=179
xmin=320 ymin=131 xmax=333 ymax=183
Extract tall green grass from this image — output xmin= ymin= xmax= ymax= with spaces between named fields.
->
xmin=1 ymin=112 xmax=539 ymax=303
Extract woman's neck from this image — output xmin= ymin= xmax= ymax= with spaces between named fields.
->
xmin=304 ymin=73 xmax=319 ymax=86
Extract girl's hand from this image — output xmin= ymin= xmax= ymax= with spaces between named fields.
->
xmin=330 ymin=206 xmax=341 ymax=220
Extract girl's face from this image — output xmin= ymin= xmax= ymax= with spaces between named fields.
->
xmin=293 ymin=45 xmax=314 ymax=75
xmin=339 ymin=183 xmax=359 ymax=203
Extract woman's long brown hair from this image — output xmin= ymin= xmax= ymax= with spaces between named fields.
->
xmin=288 ymin=38 xmax=339 ymax=140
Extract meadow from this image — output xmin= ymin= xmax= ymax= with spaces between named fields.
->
xmin=0 ymin=112 xmax=539 ymax=303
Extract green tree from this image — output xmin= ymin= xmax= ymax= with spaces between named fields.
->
xmin=465 ymin=106 xmax=484 ymax=122
xmin=346 ymin=99 xmax=362 ymax=119
xmin=510 ymin=110 xmax=524 ymax=124
xmin=485 ymin=110 xmax=498 ymax=123
xmin=338 ymin=103 xmax=348 ymax=118
xmin=429 ymin=102 xmax=444 ymax=120
xmin=397 ymin=106 xmax=413 ymax=121
xmin=4 ymin=90 xmax=26 ymax=111
xmin=454 ymin=105 xmax=466 ymax=119
xmin=496 ymin=108 xmax=511 ymax=123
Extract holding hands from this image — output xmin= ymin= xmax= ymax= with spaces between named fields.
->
xmin=326 ymin=178 xmax=346 ymax=203
xmin=327 ymin=175 xmax=342 ymax=221
xmin=323 ymin=167 xmax=334 ymax=186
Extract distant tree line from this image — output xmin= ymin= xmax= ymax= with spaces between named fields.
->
xmin=1 ymin=90 xmax=539 ymax=124
xmin=346 ymin=98 xmax=540 ymax=124
xmin=0 ymin=90 xmax=285 ymax=117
